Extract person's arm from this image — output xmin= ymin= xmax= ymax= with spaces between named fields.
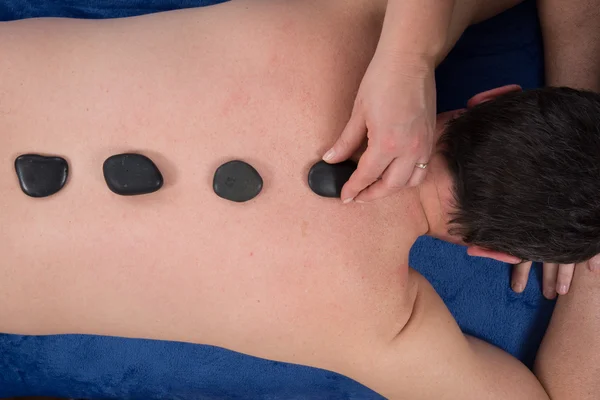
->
xmin=378 ymin=0 xmax=524 ymax=65
xmin=534 ymin=263 xmax=600 ymax=399
xmin=538 ymin=0 xmax=600 ymax=90
xmin=325 ymin=0 xmax=525 ymax=203
xmin=375 ymin=0 xmax=457 ymax=66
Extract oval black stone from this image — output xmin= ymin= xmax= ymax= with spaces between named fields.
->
xmin=15 ymin=154 xmax=69 ymax=198
xmin=308 ymin=160 xmax=357 ymax=198
xmin=213 ymin=160 xmax=263 ymax=203
xmin=103 ymin=153 xmax=163 ymax=196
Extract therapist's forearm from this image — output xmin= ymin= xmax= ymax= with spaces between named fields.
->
xmin=375 ymin=0 xmax=456 ymax=67
xmin=376 ymin=0 xmax=525 ymax=69
xmin=538 ymin=0 xmax=600 ymax=90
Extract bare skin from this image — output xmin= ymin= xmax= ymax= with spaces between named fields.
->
xmin=539 ymin=0 xmax=600 ymax=90
xmin=0 ymin=1 xmax=596 ymax=399
xmin=535 ymin=264 xmax=600 ymax=400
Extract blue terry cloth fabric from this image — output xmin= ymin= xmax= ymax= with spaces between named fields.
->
xmin=0 ymin=0 xmax=555 ymax=398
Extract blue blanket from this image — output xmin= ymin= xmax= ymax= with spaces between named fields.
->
xmin=0 ymin=1 xmax=555 ymax=399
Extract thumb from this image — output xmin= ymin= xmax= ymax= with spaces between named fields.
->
xmin=323 ymin=111 xmax=366 ymax=164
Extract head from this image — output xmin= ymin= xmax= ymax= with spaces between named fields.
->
xmin=433 ymin=85 xmax=600 ymax=264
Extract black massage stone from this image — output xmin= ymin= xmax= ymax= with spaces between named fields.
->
xmin=15 ymin=154 xmax=69 ymax=198
xmin=103 ymin=153 xmax=163 ymax=196
xmin=308 ymin=160 xmax=357 ymax=198
xmin=213 ymin=160 xmax=263 ymax=203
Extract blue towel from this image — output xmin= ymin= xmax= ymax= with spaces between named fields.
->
xmin=0 ymin=1 xmax=555 ymax=398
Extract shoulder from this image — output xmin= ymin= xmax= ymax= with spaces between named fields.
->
xmin=346 ymin=269 xmax=550 ymax=399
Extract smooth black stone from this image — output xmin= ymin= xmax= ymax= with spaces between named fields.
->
xmin=15 ymin=154 xmax=68 ymax=198
xmin=213 ymin=160 xmax=263 ymax=203
xmin=308 ymin=160 xmax=357 ymax=198
xmin=103 ymin=153 xmax=163 ymax=196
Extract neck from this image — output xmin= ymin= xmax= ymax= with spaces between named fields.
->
xmin=417 ymin=154 xmax=460 ymax=244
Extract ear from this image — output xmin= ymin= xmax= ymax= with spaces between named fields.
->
xmin=467 ymin=245 xmax=522 ymax=264
xmin=467 ymin=84 xmax=523 ymax=108
xmin=435 ymin=108 xmax=467 ymax=140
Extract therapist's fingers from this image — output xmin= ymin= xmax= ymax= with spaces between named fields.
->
xmin=323 ymin=111 xmax=366 ymax=165
xmin=340 ymin=146 xmax=393 ymax=203
xmin=511 ymin=261 xmax=532 ymax=293
xmin=542 ymin=262 xmax=559 ymax=299
xmin=556 ymin=263 xmax=576 ymax=295
xmin=354 ymin=156 xmax=414 ymax=202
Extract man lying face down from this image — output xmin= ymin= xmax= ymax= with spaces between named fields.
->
xmin=0 ymin=4 xmax=599 ymax=400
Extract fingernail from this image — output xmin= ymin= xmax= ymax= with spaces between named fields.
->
xmin=343 ymin=197 xmax=354 ymax=204
xmin=557 ymin=284 xmax=568 ymax=295
xmin=323 ymin=149 xmax=335 ymax=162
xmin=512 ymin=283 xmax=524 ymax=293
xmin=544 ymin=289 xmax=556 ymax=299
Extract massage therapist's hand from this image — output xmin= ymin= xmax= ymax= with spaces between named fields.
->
xmin=511 ymin=255 xmax=600 ymax=299
xmin=323 ymin=56 xmax=436 ymax=203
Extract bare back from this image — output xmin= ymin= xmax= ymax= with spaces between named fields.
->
xmin=0 ymin=0 xmax=424 ymax=372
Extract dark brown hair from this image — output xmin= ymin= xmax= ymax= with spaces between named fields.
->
xmin=440 ymin=87 xmax=600 ymax=263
